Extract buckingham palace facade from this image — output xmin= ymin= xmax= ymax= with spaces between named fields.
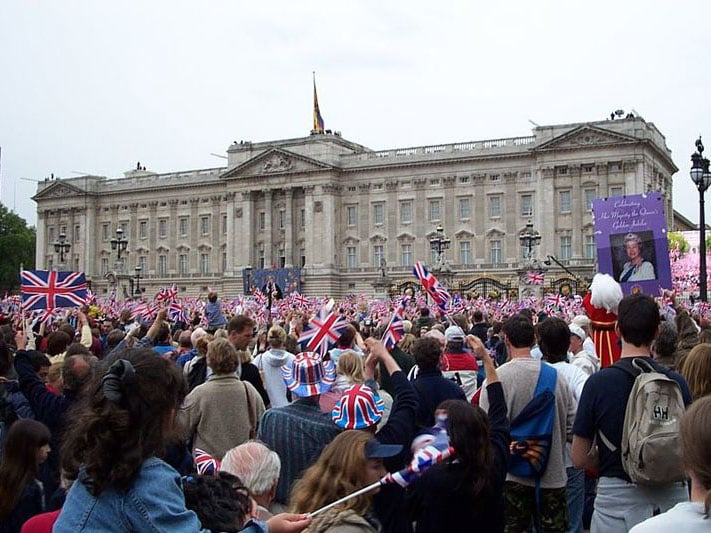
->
xmin=32 ymin=115 xmax=677 ymax=298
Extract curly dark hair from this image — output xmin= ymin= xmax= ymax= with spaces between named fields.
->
xmin=183 ymin=472 xmax=253 ymax=532
xmin=60 ymin=348 xmax=187 ymax=496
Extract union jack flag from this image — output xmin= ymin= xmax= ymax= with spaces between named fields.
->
xmin=383 ymin=444 xmax=453 ymax=488
xmin=526 ymin=271 xmax=545 ymax=285
xmin=168 ymin=300 xmax=189 ymax=323
xmin=20 ymin=270 xmax=88 ymax=311
xmin=545 ymin=293 xmax=563 ymax=309
xmin=193 ymin=448 xmax=221 ymax=476
xmin=412 ymin=261 xmax=451 ymax=310
xmin=133 ymin=301 xmax=158 ymax=322
xmin=382 ymin=301 xmax=406 ymax=350
xmin=156 ymin=284 xmax=178 ymax=303
xmin=291 ymin=292 xmax=310 ymax=308
xmin=298 ymin=307 xmax=349 ymax=358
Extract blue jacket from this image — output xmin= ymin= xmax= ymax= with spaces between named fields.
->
xmin=54 ymin=457 xmax=206 ymax=533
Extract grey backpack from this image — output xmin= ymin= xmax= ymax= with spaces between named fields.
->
xmin=619 ymin=358 xmax=685 ymax=486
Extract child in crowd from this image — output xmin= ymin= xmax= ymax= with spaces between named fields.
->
xmin=0 ymin=419 xmax=52 ymax=532
xmin=205 ymin=292 xmax=227 ymax=333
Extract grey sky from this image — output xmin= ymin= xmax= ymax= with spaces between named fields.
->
xmin=2 ymin=0 xmax=710 ymax=229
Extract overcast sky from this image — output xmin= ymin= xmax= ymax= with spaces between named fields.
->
xmin=2 ymin=0 xmax=711 ymax=229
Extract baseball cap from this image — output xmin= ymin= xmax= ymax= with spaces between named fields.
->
xmin=444 ymin=325 xmax=465 ymax=343
xmin=568 ymin=324 xmax=587 ymax=341
xmin=365 ymin=439 xmax=403 ymax=459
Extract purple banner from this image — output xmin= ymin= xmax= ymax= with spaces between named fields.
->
xmin=593 ymin=192 xmax=671 ymax=295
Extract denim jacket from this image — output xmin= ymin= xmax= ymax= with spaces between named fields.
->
xmin=53 ymin=457 xmax=206 ymax=532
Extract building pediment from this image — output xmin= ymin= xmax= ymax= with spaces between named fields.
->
xmin=220 ymin=147 xmax=334 ymax=179
xmin=32 ymin=181 xmax=86 ymax=201
xmin=396 ymin=231 xmax=416 ymax=241
xmin=535 ymin=125 xmax=638 ymax=151
xmin=454 ymin=229 xmax=475 ymax=239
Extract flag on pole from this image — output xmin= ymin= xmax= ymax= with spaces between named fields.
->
xmin=382 ymin=300 xmax=406 ymax=350
xmin=313 ymin=72 xmax=325 ymax=133
xmin=298 ymin=307 xmax=349 ymax=358
xmin=20 ymin=270 xmax=88 ymax=311
xmin=526 ymin=271 xmax=545 ymax=285
xmin=412 ymin=261 xmax=451 ymax=310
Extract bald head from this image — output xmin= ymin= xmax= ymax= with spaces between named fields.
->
xmin=62 ymin=354 xmax=97 ymax=393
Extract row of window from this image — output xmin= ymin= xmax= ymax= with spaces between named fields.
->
xmin=257 ymin=209 xmax=306 ymax=231
xmin=97 ymin=215 xmax=228 ymax=242
xmin=345 ymin=187 xmax=623 ymax=226
xmin=102 ymin=252 xmax=221 ymax=276
xmin=345 ymin=236 xmax=596 ymax=268
xmin=47 ymin=225 xmax=81 ymax=244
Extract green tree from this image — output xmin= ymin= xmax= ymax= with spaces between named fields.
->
xmin=0 ymin=203 xmax=35 ymax=293
xmin=668 ymin=232 xmax=689 ymax=254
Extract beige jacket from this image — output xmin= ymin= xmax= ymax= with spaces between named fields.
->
xmin=306 ymin=508 xmax=378 ymax=533
xmin=178 ymin=373 xmax=265 ymax=460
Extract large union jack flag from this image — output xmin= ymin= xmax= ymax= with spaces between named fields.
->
xmin=298 ymin=307 xmax=349 ymax=358
xmin=20 ymin=270 xmax=88 ymax=311
xmin=412 ymin=261 xmax=451 ymax=310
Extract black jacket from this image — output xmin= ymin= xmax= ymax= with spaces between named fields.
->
xmin=407 ymin=381 xmax=510 ymax=532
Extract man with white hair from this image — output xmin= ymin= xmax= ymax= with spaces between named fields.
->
xmin=221 ymin=440 xmax=281 ymax=520
xmin=571 ymin=315 xmax=598 ymax=360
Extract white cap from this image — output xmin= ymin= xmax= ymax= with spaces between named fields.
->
xmin=568 ymin=324 xmax=586 ymax=342
xmin=444 ymin=325 xmax=465 ymax=343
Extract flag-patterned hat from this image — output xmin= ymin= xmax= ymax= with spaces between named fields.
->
xmin=281 ymin=351 xmax=336 ymax=398
xmin=331 ymin=384 xmax=385 ymax=430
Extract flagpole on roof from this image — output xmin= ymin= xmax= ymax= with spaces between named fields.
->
xmin=312 ymin=72 xmax=325 ymax=134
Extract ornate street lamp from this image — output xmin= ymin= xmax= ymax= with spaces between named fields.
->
xmin=53 ymin=232 xmax=71 ymax=266
xmin=519 ymin=221 xmax=542 ymax=265
xmin=429 ymin=224 xmax=451 ymax=271
xmin=690 ymin=137 xmax=711 ymax=302
xmin=110 ymin=227 xmax=129 ymax=260
xmin=134 ymin=266 xmax=143 ymax=296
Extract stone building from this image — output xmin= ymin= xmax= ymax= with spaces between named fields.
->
xmin=32 ymin=115 xmax=677 ymax=298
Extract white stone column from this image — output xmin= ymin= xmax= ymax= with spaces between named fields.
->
xmin=225 ymin=192 xmax=236 ymax=275
xmin=304 ymin=186 xmax=315 ymax=267
xmin=263 ymin=189 xmax=273 ymax=267
xmin=284 ymin=188 xmax=294 ymax=267
xmin=321 ymin=185 xmax=335 ymax=268
xmin=240 ymin=191 xmax=253 ymax=268
xmin=36 ymin=210 xmax=46 ymax=269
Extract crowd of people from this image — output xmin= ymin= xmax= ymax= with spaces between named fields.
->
xmin=0 ymin=277 xmax=710 ymax=532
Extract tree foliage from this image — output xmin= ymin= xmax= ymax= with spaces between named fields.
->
xmin=0 ymin=203 xmax=35 ymax=293
xmin=667 ymin=232 xmax=689 ymax=254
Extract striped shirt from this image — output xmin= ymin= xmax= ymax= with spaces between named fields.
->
xmin=257 ymin=398 xmax=342 ymax=504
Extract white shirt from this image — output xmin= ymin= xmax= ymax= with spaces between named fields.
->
xmin=630 ymin=501 xmax=708 ymax=532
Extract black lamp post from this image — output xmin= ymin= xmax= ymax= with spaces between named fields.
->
xmin=53 ymin=232 xmax=71 ymax=266
xmin=519 ymin=221 xmax=542 ymax=266
xmin=429 ymin=224 xmax=451 ymax=270
xmin=110 ymin=227 xmax=129 ymax=260
xmin=134 ymin=266 xmax=143 ymax=296
xmin=690 ymin=137 xmax=711 ymax=302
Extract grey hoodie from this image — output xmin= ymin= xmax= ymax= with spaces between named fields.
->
xmin=253 ymin=349 xmax=295 ymax=408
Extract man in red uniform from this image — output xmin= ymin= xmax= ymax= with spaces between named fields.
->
xmin=582 ymin=273 xmax=623 ymax=368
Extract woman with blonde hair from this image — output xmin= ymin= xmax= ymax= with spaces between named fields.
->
xmin=289 ymin=430 xmax=401 ymax=532
xmin=630 ymin=395 xmax=711 ymax=530
xmin=679 ymin=343 xmax=711 ymax=401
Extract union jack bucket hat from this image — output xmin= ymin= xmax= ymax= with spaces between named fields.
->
xmin=281 ymin=351 xmax=336 ymax=398
xmin=331 ymin=384 xmax=385 ymax=430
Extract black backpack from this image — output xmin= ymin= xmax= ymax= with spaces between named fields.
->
xmin=187 ymin=357 xmax=208 ymax=392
